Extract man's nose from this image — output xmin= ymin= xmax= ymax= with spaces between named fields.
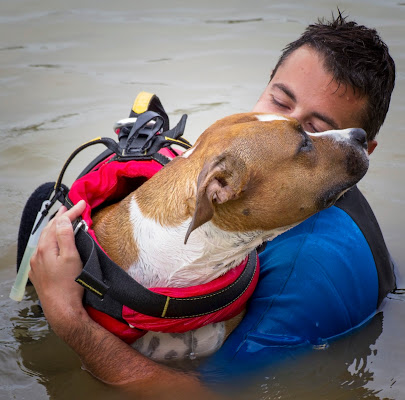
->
xmin=288 ymin=110 xmax=305 ymax=126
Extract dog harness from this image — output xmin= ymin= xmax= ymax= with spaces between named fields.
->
xmin=38 ymin=92 xmax=260 ymax=344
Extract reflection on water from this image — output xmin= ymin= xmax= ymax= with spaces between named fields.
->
xmin=1 ymin=1 xmax=404 ymax=399
xmin=3 ymin=285 xmax=126 ymax=400
xmin=233 ymin=313 xmax=386 ymax=400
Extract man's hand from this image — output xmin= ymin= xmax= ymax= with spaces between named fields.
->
xmin=28 ymin=200 xmax=215 ymax=399
xmin=29 ymin=200 xmax=87 ymax=332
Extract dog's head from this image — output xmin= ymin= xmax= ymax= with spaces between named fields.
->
xmin=185 ymin=112 xmax=369 ymax=242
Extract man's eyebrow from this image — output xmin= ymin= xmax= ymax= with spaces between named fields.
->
xmin=273 ymin=83 xmax=297 ymax=102
xmin=273 ymin=83 xmax=339 ymax=129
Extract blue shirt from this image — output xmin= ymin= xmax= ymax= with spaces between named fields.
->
xmin=199 ymin=205 xmax=379 ymax=382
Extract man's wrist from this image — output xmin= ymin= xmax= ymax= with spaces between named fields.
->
xmin=40 ymin=291 xmax=88 ymax=338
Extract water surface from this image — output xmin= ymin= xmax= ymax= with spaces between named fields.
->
xmin=1 ymin=1 xmax=404 ymax=399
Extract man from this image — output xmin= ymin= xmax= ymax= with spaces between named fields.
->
xmin=29 ymin=13 xmax=396 ymax=399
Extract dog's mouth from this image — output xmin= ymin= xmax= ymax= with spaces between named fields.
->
xmin=342 ymin=143 xmax=369 ymax=179
xmin=316 ymin=177 xmax=361 ymax=210
xmin=317 ymin=146 xmax=369 ymax=210
xmin=309 ymin=127 xmax=369 ymax=210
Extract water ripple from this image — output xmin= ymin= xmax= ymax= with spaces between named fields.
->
xmin=206 ymin=18 xmax=264 ymax=24
xmin=172 ymin=102 xmax=229 ymax=114
xmin=387 ymin=289 xmax=405 ymax=301
xmin=6 ymin=113 xmax=79 ymax=137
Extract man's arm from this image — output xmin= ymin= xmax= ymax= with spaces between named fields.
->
xmin=29 ymin=201 xmax=215 ymax=399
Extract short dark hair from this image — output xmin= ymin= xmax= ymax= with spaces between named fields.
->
xmin=270 ymin=11 xmax=396 ymax=141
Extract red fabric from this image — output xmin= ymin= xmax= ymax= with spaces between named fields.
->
xmin=85 ymin=305 xmax=146 ymax=344
xmin=86 ymin=255 xmax=259 ymax=343
xmin=69 ymin=147 xmax=176 ymax=247
xmin=69 ymin=147 xmax=260 ymax=344
xmin=122 ymin=254 xmax=260 ymax=334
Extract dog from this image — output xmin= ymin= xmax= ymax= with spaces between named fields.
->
xmin=91 ymin=112 xmax=369 ymax=362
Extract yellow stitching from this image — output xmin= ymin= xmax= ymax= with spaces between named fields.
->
xmin=175 ymin=256 xmax=253 ymax=301
xmin=179 ymin=137 xmax=192 ymax=146
xmin=164 ymin=137 xmax=192 ymax=148
xmin=161 ymin=256 xmax=258 ymax=318
xmin=163 ymin=263 xmax=257 ymax=318
xmin=76 ymin=279 xmax=103 ymax=297
xmin=161 ymin=296 xmax=171 ymax=317
xmin=81 ymin=137 xmax=101 ymax=146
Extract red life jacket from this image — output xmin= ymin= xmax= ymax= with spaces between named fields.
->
xmin=68 ymin=147 xmax=260 ymax=344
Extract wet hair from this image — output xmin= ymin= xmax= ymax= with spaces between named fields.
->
xmin=270 ymin=11 xmax=396 ymax=141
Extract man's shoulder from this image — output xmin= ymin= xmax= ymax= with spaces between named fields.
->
xmin=260 ymin=205 xmax=367 ymax=268
xmin=251 ymin=203 xmax=378 ymax=339
xmin=257 ymin=203 xmax=378 ymax=306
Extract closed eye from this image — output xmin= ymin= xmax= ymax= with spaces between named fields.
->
xmin=271 ymin=95 xmax=290 ymax=111
xmin=305 ymin=122 xmax=319 ymax=133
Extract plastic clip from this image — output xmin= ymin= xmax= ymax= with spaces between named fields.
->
xmin=74 ymin=219 xmax=88 ymax=236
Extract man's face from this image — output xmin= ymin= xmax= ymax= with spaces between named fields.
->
xmin=253 ymin=46 xmax=375 ymax=152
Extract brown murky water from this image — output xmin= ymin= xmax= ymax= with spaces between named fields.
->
xmin=1 ymin=1 xmax=404 ymax=399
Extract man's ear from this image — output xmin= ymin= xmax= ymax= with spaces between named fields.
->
xmin=368 ymin=139 xmax=377 ymax=155
xmin=184 ymin=153 xmax=248 ymax=244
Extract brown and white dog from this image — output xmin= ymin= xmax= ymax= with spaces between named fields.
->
xmin=92 ymin=112 xmax=369 ymax=361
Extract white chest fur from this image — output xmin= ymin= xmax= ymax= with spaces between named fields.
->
xmin=127 ymin=198 xmax=286 ymax=288
xmin=127 ymin=198 xmax=297 ymax=362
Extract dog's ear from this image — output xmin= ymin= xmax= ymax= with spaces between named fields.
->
xmin=184 ymin=153 xmax=248 ymax=244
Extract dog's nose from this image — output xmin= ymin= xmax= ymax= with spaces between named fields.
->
xmin=349 ymin=128 xmax=367 ymax=149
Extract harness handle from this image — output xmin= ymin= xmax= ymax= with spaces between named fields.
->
xmin=121 ymin=111 xmax=164 ymax=155
xmin=54 ymin=112 xmax=191 ymax=206
xmin=115 ymin=112 xmax=191 ymax=160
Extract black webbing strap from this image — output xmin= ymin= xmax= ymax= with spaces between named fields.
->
xmin=114 ymin=112 xmax=190 ymax=161
xmin=74 ymin=225 xmax=258 ymax=319
xmin=335 ymin=185 xmax=396 ymax=306
xmin=129 ymin=93 xmax=170 ymax=132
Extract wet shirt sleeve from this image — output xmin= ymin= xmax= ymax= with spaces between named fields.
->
xmin=198 ymin=207 xmax=379 ymax=383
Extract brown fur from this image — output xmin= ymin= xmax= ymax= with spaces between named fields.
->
xmin=92 ymin=196 xmax=139 ymax=271
xmin=93 ymin=112 xmax=367 ymax=274
xmin=90 ymin=112 xmax=368 ymax=350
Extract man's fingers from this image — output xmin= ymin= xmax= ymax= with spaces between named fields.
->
xmin=31 ymin=200 xmax=85 ymax=265
xmin=56 ymin=205 xmax=68 ymax=216
xmin=34 ymin=215 xmax=59 ymax=260
xmin=55 ymin=200 xmax=86 ymax=258
xmin=55 ymin=215 xmax=80 ymax=259
xmin=62 ymin=200 xmax=87 ymax=222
